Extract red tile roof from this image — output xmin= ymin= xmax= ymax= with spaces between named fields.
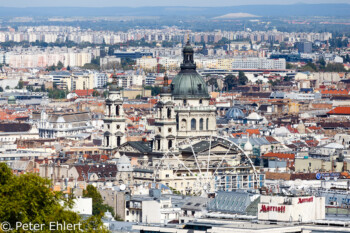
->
xmin=265 ymin=136 xmax=280 ymax=143
xmin=328 ymin=106 xmax=350 ymax=115
xmin=308 ymin=126 xmax=322 ymax=131
xmin=321 ymin=89 xmax=349 ymax=95
xmin=74 ymin=89 xmax=94 ymax=97
xmin=246 ymin=129 xmax=260 ymax=135
xmin=286 ymin=125 xmax=299 ymax=134
xmin=262 ymin=152 xmax=295 ymax=160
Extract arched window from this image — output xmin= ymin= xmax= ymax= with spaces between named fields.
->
xmin=176 ymin=114 xmax=179 ymax=130
xmin=108 ymin=105 xmax=111 ymax=116
xmin=157 ymin=140 xmax=161 ymax=150
xmin=181 ymin=119 xmax=187 ymax=130
xmin=167 ymin=108 xmax=171 ymax=118
xmin=116 ymin=105 xmax=119 ymax=116
xmin=117 ymin=136 xmax=121 ymax=146
xmin=199 ymin=118 xmax=204 ymax=130
xmin=206 ymin=118 xmax=209 ymax=130
xmin=168 ymin=140 xmax=173 ymax=149
xmin=191 ymin=119 xmax=196 ymax=130
xmin=106 ymin=136 xmax=109 ymax=147
xmin=183 ymin=99 xmax=187 ymax=106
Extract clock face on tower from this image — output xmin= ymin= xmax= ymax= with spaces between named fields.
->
xmin=108 ymin=94 xmax=120 ymax=101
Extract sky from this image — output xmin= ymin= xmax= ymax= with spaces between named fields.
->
xmin=0 ymin=0 xmax=349 ymax=7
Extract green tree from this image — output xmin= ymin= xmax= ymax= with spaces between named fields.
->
xmin=57 ymin=61 xmax=64 ymax=70
xmin=16 ymin=80 xmax=24 ymax=89
xmin=121 ymin=58 xmax=135 ymax=70
xmin=48 ymin=89 xmax=67 ymax=99
xmin=5 ymin=85 xmax=10 ymax=89
xmin=103 ymin=91 xmax=109 ymax=98
xmin=82 ymin=63 xmax=100 ymax=70
xmin=301 ymin=62 xmax=317 ymax=72
xmin=41 ymin=84 xmax=46 ymax=92
xmin=286 ymin=63 xmax=296 ymax=69
xmin=0 ymin=86 xmax=4 ymax=92
xmin=83 ymin=185 xmax=115 ymax=217
xmin=238 ymin=71 xmax=248 ymax=85
xmin=207 ymin=78 xmax=218 ymax=90
xmin=108 ymin=48 xmax=114 ymax=56
xmin=317 ymin=58 xmax=326 ymax=70
xmin=135 ymin=94 xmax=142 ymax=99
xmin=67 ymin=65 xmax=71 ymax=71
xmin=224 ymin=74 xmax=237 ymax=91
xmin=92 ymin=90 xmax=100 ymax=97
xmin=0 ymin=163 xmax=109 ymax=233
xmin=324 ymin=63 xmax=346 ymax=72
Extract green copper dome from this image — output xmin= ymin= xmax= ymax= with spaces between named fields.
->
xmin=8 ymin=96 xmax=16 ymax=104
xmin=171 ymin=41 xmax=209 ymax=99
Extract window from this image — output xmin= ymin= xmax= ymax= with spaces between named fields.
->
xmin=117 ymin=125 xmax=120 ymax=129
xmin=117 ymin=136 xmax=121 ymax=146
xmin=168 ymin=140 xmax=173 ymax=149
xmin=198 ymin=84 xmax=202 ymax=91
xmin=167 ymin=108 xmax=171 ymax=118
xmin=183 ymin=99 xmax=187 ymax=106
xmin=191 ymin=119 xmax=196 ymax=130
xmin=181 ymin=119 xmax=187 ymax=130
xmin=168 ymin=128 xmax=172 ymax=133
xmin=158 ymin=127 xmax=161 ymax=133
xmin=157 ymin=140 xmax=161 ymax=150
xmin=206 ymin=118 xmax=209 ymax=130
xmin=116 ymin=105 xmax=119 ymax=116
xmin=199 ymin=118 xmax=204 ymax=130
xmin=199 ymin=99 xmax=202 ymax=104
xmin=106 ymin=136 xmax=109 ymax=147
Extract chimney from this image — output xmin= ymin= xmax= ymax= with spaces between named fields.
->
xmin=343 ymin=161 xmax=347 ymax=172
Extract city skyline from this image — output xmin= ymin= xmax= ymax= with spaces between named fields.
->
xmin=0 ymin=0 xmax=349 ymax=7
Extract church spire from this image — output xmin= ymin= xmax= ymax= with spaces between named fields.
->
xmin=181 ymin=37 xmax=196 ymax=71
xmin=110 ymin=65 xmax=119 ymax=92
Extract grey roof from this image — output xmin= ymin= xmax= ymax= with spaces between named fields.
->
xmin=128 ymin=141 xmax=152 ymax=153
xmin=49 ymin=71 xmax=70 ymax=76
xmin=229 ymin=137 xmax=271 ymax=147
xmin=47 ymin=112 xmax=90 ymax=123
xmin=182 ymin=196 xmax=208 ymax=211
xmin=182 ymin=140 xmax=231 ymax=154
xmin=207 ymin=191 xmax=254 ymax=214
xmin=217 ymin=118 xmax=229 ymax=125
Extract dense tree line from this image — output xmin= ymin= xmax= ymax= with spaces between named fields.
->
xmin=0 ymin=163 xmax=109 ymax=232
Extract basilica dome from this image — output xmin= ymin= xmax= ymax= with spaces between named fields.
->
xmin=225 ymin=107 xmax=245 ymax=120
xmin=171 ymin=40 xmax=209 ymax=99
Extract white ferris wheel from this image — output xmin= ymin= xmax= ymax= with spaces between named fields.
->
xmin=153 ymin=135 xmax=259 ymax=196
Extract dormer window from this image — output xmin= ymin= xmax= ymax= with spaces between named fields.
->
xmin=198 ymin=84 xmax=202 ymax=91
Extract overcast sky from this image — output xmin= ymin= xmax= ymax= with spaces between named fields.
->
xmin=0 ymin=0 xmax=349 ymax=7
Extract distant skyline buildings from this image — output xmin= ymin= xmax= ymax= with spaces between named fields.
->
xmin=0 ymin=0 xmax=349 ymax=7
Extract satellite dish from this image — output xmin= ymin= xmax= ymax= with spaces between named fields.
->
xmin=120 ymin=184 xmax=126 ymax=191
